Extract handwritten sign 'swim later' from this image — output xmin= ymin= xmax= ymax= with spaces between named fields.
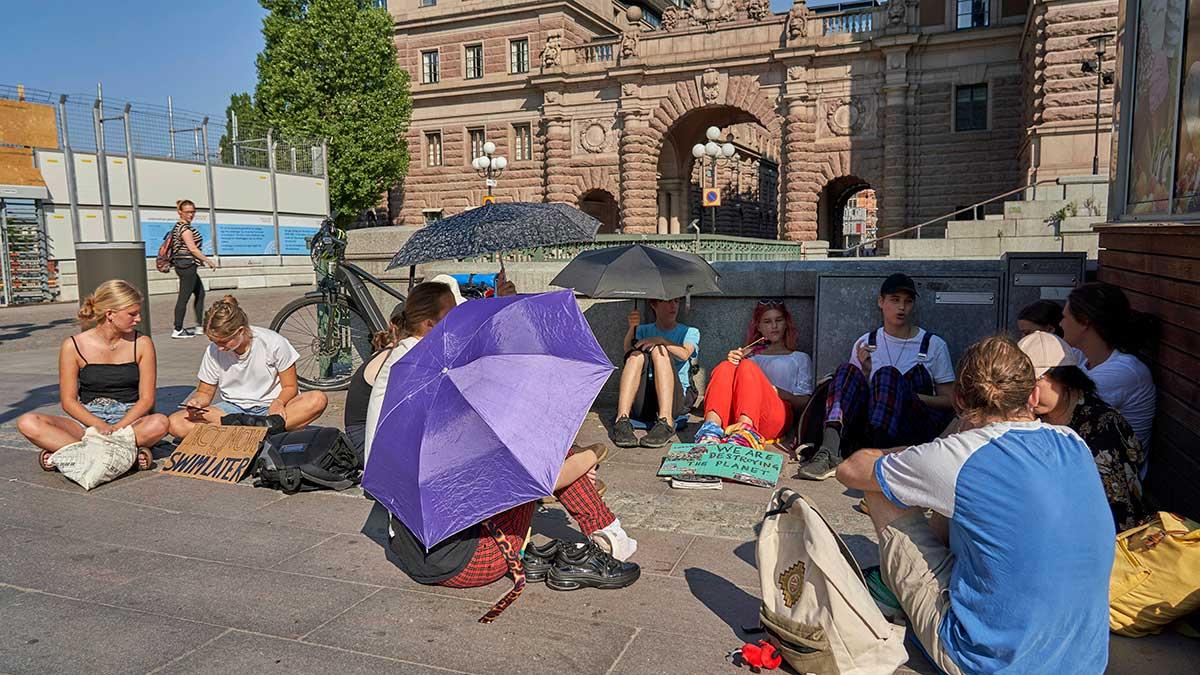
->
xmin=162 ymin=424 xmax=268 ymax=484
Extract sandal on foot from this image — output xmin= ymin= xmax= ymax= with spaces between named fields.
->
xmin=136 ymin=448 xmax=154 ymax=471
xmin=39 ymin=449 xmax=56 ymax=472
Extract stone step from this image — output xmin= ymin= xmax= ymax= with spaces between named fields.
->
xmin=946 ymin=220 xmax=1013 ymax=239
xmin=1002 ymin=199 xmax=1077 ymax=220
xmin=886 ymin=233 xmax=1099 ymax=260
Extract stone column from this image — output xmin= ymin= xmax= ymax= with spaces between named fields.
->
xmin=543 ymin=114 xmax=573 ymax=204
xmin=880 ymin=83 xmax=909 ymax=237
xmin=781 ymin=95 xmax=819 ymax=241
xmin=619 ymin=109 xmax=657 ymax=234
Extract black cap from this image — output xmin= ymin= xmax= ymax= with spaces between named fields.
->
xmin=880 ymin=273 xmax=918 ymax=297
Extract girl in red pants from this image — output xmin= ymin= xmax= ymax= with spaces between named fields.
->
xmin=697 ymin=300 xmax=813 ymax=448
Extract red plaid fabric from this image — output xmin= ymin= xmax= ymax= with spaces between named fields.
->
xmin=825 ymin=362 xmax=951 ymax=448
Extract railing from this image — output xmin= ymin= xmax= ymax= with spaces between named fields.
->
xmin=561 ymin=37 xmax=621 ymax=67
xmin=832 ymin=178 xmax=1064 ymax=256
xmin=466 ymin=234 xmax=817 ymax=263
xmin=822 ymin=10 xmax=875 ymax=35
xmin=583 ymin=43 xmax=615 ymax=63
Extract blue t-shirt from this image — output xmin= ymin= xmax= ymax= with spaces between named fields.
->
xmin=634 ymin=322 xmax=700 ymax=390
xmin=876 ymin=421 xmax=1114 ymax=674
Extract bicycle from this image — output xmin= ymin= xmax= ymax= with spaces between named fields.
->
xmin=270 ymin=217 xmax=406 ymax=391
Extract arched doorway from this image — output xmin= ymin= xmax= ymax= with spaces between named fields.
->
xmin=655 ymin=106 xmax=779 ymax=238
xmin=579 ymin=189 xmax=619 ymax=234
xmin=818 ymin=176 xmax=875 ymax=252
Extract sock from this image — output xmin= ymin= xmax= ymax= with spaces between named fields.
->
xmin=821 ymin=424 xmax=843 ymax=458
xmin=694 ymin=420 xmax=724 ymax=444
xmin=725 ymin=424 xmax=764 ymax=450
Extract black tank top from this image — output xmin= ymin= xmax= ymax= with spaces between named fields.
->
xmin=344 ymin=348 xmax=390 ymax=430
xmin=74 ymin=334 xmax=141 ymax=404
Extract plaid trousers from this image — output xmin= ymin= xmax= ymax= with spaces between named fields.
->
xmin=824 ymin=363 xmax=952 ymax=449
xmin=440 ymin=450 xmax=615 ymax=589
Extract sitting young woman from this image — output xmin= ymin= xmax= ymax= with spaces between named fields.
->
xmin=695 ymin=299 xmax=813 ymax=448
xmin=167 ymin=295 xmax=327 ymax=437
xmin=1018 ymin=331 xmax=1148 ymax=530
xmin=1017 ymin=299 xmax=1064 ymax=337
xmin=18 ymin=280 xmax=168 ymax=471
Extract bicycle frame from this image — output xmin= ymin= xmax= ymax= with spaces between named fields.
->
xmin=302 ymin=261 xmax=405 ymax=335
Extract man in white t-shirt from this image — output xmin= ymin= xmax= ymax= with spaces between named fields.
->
xmin=798 ymin=274 xmax=957 ymax=480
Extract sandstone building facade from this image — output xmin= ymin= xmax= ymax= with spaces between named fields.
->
xmin=386 ymin=0 xmax=1116 ymax=248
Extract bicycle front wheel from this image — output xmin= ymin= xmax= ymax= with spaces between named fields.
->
xmin=271 ymin=296 xmax=373 ymax=391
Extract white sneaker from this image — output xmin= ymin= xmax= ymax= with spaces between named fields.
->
xmin=591 ymin=517 xmax=638 ymax=562
xmin=171 ymin=328 xmax=195 ymax=339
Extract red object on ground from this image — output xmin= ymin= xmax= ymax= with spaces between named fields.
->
xmin=705 ymin=360 xmax=792 ymax=439
xmin=739 ymin=641 xmax=782 ymax=670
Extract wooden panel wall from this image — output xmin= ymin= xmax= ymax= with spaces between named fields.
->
xmin=1096 ymin=223 xmax=1200 ymax=520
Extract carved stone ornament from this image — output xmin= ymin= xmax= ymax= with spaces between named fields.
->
xmin=661 ymin=6 xmax=683 ymax=31
xmin=544 ymin=90 xmax=561 ymax=105
xmin=825 ymin=97 xmax=866 ymax=136
xmin=744 ymin=0 xmax=771 ymax=21
xmin=620 ymin=31 xmax=639 ymax=60
xmin=887 ymin=0 xmax=908 ymax=27
xmin=787 ymin=65 xmax=804 ymax=82
xmin=579 ymin=121 xmax=609 ymax=153
xmin=701 ymin=69 xmax=721 ymax=104
xmin=621 ymin=82 xmax=639 ymax=98
xmin=787 ymin=2 xmax=809 ymax=41
xmin=691 ymin=0 xmax=736 ymax=31
xmin=542 ymin=34 xmax=562 ymax=69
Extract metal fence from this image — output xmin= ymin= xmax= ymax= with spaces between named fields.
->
xmin=0 ymin=84 xmax=325 ymax=177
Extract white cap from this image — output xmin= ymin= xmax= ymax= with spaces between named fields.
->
xmin=1018 ymin=331 xmax=1077 ymax=378
xmin=429 ymin=274 xmax=467 ymax=306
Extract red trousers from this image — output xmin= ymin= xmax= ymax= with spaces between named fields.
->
xmin=440 ymin=453 xmax=615 ymax=589
xmin=704 ymin=359 xmax=792 ymax=440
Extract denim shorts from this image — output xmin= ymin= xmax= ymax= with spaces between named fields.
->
xmin=84 ymin=399 xmax=135 ymax=425
xmin=213 ymin=401 xmax=271 ymax=416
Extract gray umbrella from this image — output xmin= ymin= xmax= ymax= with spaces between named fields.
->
xmin=549 ymin=244 xmax=722 ymax=300
xmin=387 ymin=202 xmax=600 ymax=269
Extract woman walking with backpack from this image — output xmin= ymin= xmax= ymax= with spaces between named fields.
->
xmin=168 ymin=199 xmax=216 ymax=339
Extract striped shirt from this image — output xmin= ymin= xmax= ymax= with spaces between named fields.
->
xmin=172 ymin=222 xmax=203 ymax=262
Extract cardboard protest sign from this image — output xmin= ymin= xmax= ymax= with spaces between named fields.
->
xmin=657 ymin=443 xmax=784 ymax=488
xmin=162 ymin=424 xmax=268 ymax=484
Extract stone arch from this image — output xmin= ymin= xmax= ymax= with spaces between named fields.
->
xmin=572 ymin=167 xmax=619 ymax=203
xmin=579 ymin=188 xmax=619 ymax=234
xmin=620 ymin=74 xmax=784 ymax=234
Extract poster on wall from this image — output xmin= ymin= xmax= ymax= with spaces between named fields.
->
xmin=216 ymin=223 xmax=277 ymax=255
xmin=1126 ymin=0 xmax=1187 ymax=214
xmin=279 ymin=217 xmax=323 ymax=255
xmin=1175 ymin=0 xmax=1200 ymax=212
xmin=140 ymin=209 xmax=214 ymax=257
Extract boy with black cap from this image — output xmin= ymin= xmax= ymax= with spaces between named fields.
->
xmin=798 ymin=273 xmax=956 ymax=480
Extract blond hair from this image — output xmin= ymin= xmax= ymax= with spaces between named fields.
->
xmin=956 ymin=335 xmax=1037 ymax=425
xmin=203 ymin=294 xmax=249 ymax=340
xmin=176 ymin=199 xmax=196 ymax=213
xmin=77 ymin=279 xmax=142 ymax=327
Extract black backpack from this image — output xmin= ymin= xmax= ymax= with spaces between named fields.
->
xmin=253 ymin=426 xmax=363 ymax=494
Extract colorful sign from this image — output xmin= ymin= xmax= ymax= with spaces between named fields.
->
xmin=161 ymin=424 xmax=267 ymax=484
xmin=281 ymin=225 xmax=321 ymax=255
xmin=216 ymin=223 xmax=276 ymax=255
xmin=703 ymin=188 xmax=722 ymax=207
xmin=656 ymin=443 xmax=783 ymax=488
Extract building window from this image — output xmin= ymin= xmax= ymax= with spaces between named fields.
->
xmin=468 ymin=128 xmax=487 ymax=161
xmin=421 ymin=50 xmax=440 ymax=84
xmin=954 ymin=83 xmax=988 ymax=132
xmin=372 ymin=0 xmax=388 ymax=9
xmin=465 ymin=44 xmax=483 ymax=80
xmin=425 ymin=132 xmax=442 ymax=166
xmin=423 ymin=209 xmax=443 ymax=225
xmin=513 ymin=123 xmax=532 ymax=161
xmin=420 ymin=0 xmax=436 ymax=6
xmin=956 ymin=0 xmax=989 ymax=29
xmin=510 ymin=39 xmax=529 ymax=74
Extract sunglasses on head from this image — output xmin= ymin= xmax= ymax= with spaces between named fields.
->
xmin=757 ymin=298 xmax=785 ymax=307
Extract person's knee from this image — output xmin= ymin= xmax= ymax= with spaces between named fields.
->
xmin=871 ymin=365 xmax=902 ymax=383
xmin=649 ymin=345 xmax=671 ymax=364
xmin=307 ymin=391 xmax=329 ymax=413
xmin=143 ymin=414 xmax=170 ymax=439
xmin=15 ymin=412 xmax=42 ymax=437
xmin=167 ymin=411 xmax=191 ymax=437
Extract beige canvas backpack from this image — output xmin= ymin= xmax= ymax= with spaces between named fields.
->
xmin=756 ymin=488 xmax=909 ymax=674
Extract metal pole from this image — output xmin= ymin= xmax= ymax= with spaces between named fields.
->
xmin=0 ymin=201 xmax=11 ymax=306
xmin=267 ymin=128 xmax=282 ymax=261
xmin=201 ymin=118 xmax=219 ymax=261
xmin=231 ymin=109 xmax=239 ymax=165
xmin=290 ymin=146 xmax=297 ymax=173
xmin=167 ymin=95 xmax=177 ymax=159
xmin=92 ymin=100 xmax=113 ymax=242
xmin=1093 ymin=52 xmax=1103 ymax=175
xmin=122 ymin=104 xmax=142 ymax=240
xmin=58 ymin=95 xmax=82 ymax=243
xmin=193 ymin=128 xmax=201 ymax=160
xmin=709 ymin=157 xmax=716 ymax=234
xmin=321 ymin=140 xmax=331 ymax=216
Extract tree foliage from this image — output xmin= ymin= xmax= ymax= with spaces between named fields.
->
xmin=254 ymin=0 xmax=411 ymax=223
xmin=217 ymin=92 xmax=267 ymax=168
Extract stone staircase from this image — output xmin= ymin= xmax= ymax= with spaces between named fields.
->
xmin=58 ymin=257 xmax=316 ymax=302
xmin=888 ymin=176 xmax=1108 ymax=260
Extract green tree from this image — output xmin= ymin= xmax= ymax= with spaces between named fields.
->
xmin=254 ymin=0 xmax=411 ymax=223
xmin=217 ymin=92 xmax=267 ymax=168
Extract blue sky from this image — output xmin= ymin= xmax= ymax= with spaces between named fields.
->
xmin=0 ymin=1 xmax=846 ymax=118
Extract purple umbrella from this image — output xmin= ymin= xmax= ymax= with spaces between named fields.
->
xmin=363 ymin=289 xmax=614 ymax=550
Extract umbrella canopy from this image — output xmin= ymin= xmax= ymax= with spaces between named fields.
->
xmin=549 ymin=243 xmax=722 ymax=300
xmin=387 ymin=202 xmax=601 ymax=269
xmin=362 ymin=289 xmax=614 ymax=549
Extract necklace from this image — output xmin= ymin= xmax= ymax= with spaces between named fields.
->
xmin=880 ymin=326 xmax=916 ymax=369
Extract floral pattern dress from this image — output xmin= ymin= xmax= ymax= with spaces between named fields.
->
xmin=1068 ymin=390 xmax=1150 ymax=531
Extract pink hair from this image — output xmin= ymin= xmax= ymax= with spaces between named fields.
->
xmin=747 ymin=303 xmax=799 ymax=352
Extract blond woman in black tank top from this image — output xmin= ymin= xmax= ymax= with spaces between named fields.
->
xmin=16 ymin=280 xmax=168 ymax=471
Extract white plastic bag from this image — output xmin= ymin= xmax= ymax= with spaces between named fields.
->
xmin=50 ymin=426 xmax=137 ymax=490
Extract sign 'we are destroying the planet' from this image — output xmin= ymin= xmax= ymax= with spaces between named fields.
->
xmin=656 ymin=443 xmax=783 ymax=488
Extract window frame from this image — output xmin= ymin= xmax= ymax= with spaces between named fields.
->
xmin=425 ymin=131 xmax=443 ymax=167
xmin=509 ymin=38 xmax=530 ymax=75
xmin=420 ymin=49 xmax=440 ymax=84
xmin=464 ymin=43 xmax=484 ymax=80
xmin=419 ymin=0 xmax=437 ymax=7
xmin=953 ymin=82 xmax=989 ymax=132
xmin=467 ymin=127 xmax=487 ymax=163
xmin=513 ymin=122 xmax=533 ymax=162
xmin=955 ymin=0 xmax=990 ymax=30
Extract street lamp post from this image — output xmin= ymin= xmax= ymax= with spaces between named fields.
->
xmin=691 ymin=126 xmax=737 ymax=234
xmin=471 ymin=141 xmax=508 ymax=198
xmin=1082 ymin=34 xmax=1115 ymax=176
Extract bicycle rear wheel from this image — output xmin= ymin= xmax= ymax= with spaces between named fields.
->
xmin=271 ymin=296 xmax=373 ymax=391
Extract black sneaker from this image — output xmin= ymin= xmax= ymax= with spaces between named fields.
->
xmin=639 ymin=417 xmax=676 ymax=448
xmin=796 ymin=447 xmax=840 ymax=481
xmin=522 ymin=539 xmax=560 ymax=583
xmin=546 ymin=541 xmax=640 ymax=591
xmin=611 ymin=416 xmax=639 ymax=448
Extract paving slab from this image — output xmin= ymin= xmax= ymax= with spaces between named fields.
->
xmin=99 ymin=472 xmax=289 ymax=516
xmin=0 ymin=591 xmax=224 ymax=675
xmin=670 ymin=534 xmax=761 ymax=589
xmin=0 ymin=526 xmax=175 ymax=600
xmin=241 ymin=489 xmax=377 ymax=535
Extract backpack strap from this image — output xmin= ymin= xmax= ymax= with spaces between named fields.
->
xmin=477 ymin=519 xmax=526 ymax=623
xmin=867 ymin=329 xmax=878 ymax=351
xmin=916 ymin=330 xmax=934 ymax=363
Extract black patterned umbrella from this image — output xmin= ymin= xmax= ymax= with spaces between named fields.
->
xmin=549 ymin=244 xmax=722 ymax=300
xmin=386 ymin=202 xmax=601 ymax=269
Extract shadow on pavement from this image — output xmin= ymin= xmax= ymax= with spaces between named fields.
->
xmin=0 ymin=318 xmax=75 ymax=342
xmin=684 ymin=567 xmax=759 ymax=641
xmin=0 ymin=384 xmax=61 ymax=425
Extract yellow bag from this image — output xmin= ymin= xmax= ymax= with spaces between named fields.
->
xmin=1109 ymin=512 xmax=1200 ymax=637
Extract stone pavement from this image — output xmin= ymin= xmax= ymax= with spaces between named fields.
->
xmin=0 ymin=289 xmax=1194 ymax=674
